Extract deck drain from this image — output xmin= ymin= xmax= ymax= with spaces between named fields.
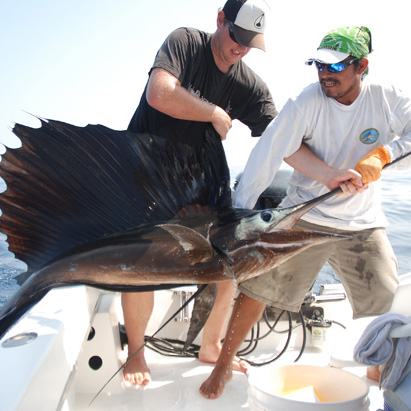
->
xmin=89 ymin=355 xmax=103 ymax=370
xmin=2 ymin=332 xmax=38 ymax=348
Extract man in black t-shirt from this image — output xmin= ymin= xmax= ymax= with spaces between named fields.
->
xmin=122 ymin=0 xmax=277 ymax=386
xmin=128 ymin=27 xmax=274 ymax=146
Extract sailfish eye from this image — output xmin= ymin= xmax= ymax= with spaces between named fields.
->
xmin=261 ymin=211 xmax=272 ymax=223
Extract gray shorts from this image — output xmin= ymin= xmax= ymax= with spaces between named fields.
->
xmin=239 ymin=220 xmax=399 ymax=319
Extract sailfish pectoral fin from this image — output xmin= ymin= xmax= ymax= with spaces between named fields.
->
xmin=158 ymin=224 xmax=215 ymax=265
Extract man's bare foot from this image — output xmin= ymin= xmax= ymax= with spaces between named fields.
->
xmin=198 ymin=344 xmax=249 ymax=373
xmin=199 ymin=363 xmax=233 ymax=399
xmin=123 ymin=349 xmax=151 ymax=386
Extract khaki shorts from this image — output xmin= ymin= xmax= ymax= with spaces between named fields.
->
xmin=239 ymin=220 xmax=399 ymax=319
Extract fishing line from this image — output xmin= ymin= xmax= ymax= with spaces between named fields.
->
xmin=89 ymin=284 xmax=208 ymax=407
xmin=386 ymin=149 xmax=411 ymax=167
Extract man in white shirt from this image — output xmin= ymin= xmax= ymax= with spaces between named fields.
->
xmin=200 ymin=25 xmax=411 ymax=399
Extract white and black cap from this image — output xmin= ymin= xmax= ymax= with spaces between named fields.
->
xmin=222 ymin=0 xmax=270 ymax=51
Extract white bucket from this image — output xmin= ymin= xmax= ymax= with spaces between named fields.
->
xmin=247 ymin=364 xmax=369 ymax=411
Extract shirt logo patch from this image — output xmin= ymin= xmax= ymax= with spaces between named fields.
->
xmin=359 ymin=128 xmax=379 ymax=144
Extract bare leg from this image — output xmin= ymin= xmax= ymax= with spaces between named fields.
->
xmin=198 ymin=281 xmax=247 ymax=372
xmin=121 ymin=291 xmax=153 ymax=385
xmin=199 ymin=293 xmax=266 ymax=399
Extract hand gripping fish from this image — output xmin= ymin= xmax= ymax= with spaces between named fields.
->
xmin=0 ymin=119 xmax=346 ymax=339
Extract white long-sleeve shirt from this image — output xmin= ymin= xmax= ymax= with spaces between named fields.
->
xmin=233 ymin=80 xmax=411 ymax=230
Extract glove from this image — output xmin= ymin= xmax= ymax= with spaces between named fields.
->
xmin=354 ymin=146 xmax=390 ymax=184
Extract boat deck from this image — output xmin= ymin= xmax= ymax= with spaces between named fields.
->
xmin=78 ymin=346 xmax=382 ymax=411
xmin=65 ymin=286 xmax=384 ymax=410
xmin=3 ymin=278 xmax=411 ymax=410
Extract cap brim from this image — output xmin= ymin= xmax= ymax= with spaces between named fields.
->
xmin=232 ymin=24 xmax=265 ymax=51
xmin=306 ymin=48 xmax=349 ymax=64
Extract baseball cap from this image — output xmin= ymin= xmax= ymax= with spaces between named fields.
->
xmin=306 ymin=26 xmax=373 ymax=64
xmin=222 ymin=0 xmax=270 ymax=51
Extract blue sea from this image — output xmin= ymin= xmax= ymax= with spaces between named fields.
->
xmin=0 ymin=168 xmax=410 ymax=308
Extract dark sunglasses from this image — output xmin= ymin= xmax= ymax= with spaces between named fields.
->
xmin=308 ymin=57 xmax=360 ymax=73
xmin=226 ymin=21 xmax=238 ymax=44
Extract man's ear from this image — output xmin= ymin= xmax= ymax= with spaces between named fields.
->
xmin=358 ymin=57 xmax=369 ymax=75
xmin=217 ymin=10 xmax=225 ymax=29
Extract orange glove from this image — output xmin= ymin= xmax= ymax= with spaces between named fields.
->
xmin=354 ymin=146 xmax=391 ymax=184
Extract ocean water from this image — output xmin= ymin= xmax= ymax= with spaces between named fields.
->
xmin=0 ymin=168 xmax=410 ymax=308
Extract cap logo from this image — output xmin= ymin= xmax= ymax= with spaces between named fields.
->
xmin=255 ymin=13 xmax=265 ymax=29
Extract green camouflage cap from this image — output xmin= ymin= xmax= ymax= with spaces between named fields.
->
xmin=307 ymin=26 xmax=372 ymax=64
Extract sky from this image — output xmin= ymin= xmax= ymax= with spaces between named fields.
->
xmin=1 ymin=0 xmax=411 ymax=167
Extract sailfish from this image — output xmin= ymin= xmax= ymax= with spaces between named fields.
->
xmin=0 ymin=119 xmax=346 ymax=339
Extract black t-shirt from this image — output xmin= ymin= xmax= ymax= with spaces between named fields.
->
xmin=128 ymin=27 xmax=277 ymax=146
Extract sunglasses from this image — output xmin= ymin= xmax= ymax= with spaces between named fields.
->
xmin=309 ymin=57 xmax=360 ymax=73
xmin=226 ymin=21 xmax=239 ymax=44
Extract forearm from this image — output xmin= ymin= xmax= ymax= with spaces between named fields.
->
xmin=284 ymin=144 xmax=333 ymax=186
xmin=285 ymin=143 xmax=364 ymax=192
xmin=146 ymin=68 xmax=231 ymax=138
xmin=147 ymin=68 xmax=225 ymax=120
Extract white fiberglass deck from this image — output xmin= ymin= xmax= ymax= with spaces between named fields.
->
xmin=3 ymin=274 xmax=411 ymax=410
